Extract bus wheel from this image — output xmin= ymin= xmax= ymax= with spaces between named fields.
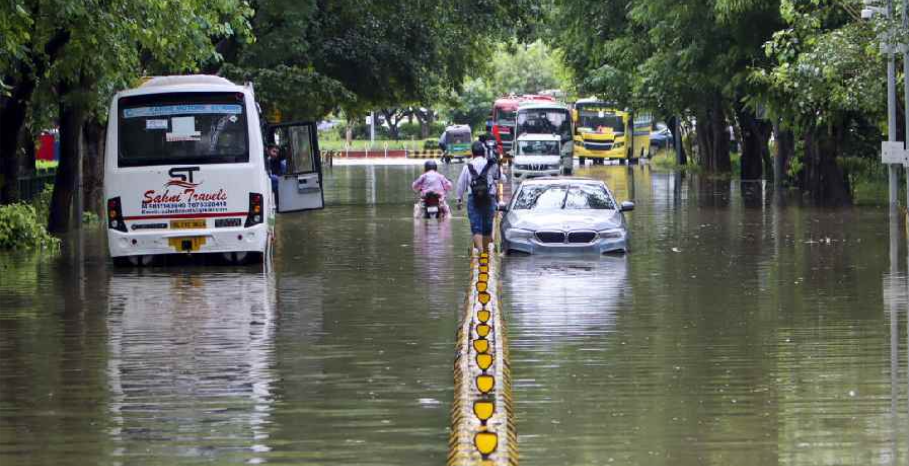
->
xmin=122 ymin=255 xmax=153 ymax=267
xmin=113 ymin=257 xmax=131 ymax=267
xmin=222 ymin=251 xmax=249 ymax=264
xmin=579 ymin=157 xmax=586 ymax=165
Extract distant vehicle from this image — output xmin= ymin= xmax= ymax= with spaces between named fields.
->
xmin=104 ymin=75 xmax=324 ymax=266
xmin=439 ymin=124 xmax=472 ymax=163
xmin=490 ymin=98 xmax=520 ymax=156
xmin=500 ymin=177 xmax=633 ymax=255
xmin=515 ymin=101 xmax=574 ymax=173
xmin=650 ymin=122 xmax=673 ymax=149
xmin=571 ymin=98 xmax=652 ymax=165
xmin=489 ymin=95 xmax=555 ymax=157
xmin=511 ymin=133 xmax=568 ymax=181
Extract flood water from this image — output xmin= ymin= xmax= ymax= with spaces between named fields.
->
xmin=2 ymin=162 xmax=909 ymax=465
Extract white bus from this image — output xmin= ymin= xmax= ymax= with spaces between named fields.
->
xmin=515 ymin=102 xmax=574 ymax=175
xmin=104 ymin=75 xmax=324 ymax=266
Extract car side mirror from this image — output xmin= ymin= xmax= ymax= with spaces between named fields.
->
xmin=497 ymin=202 xmax=509 ymax=212
xmin=620 ymin=201 xmax=635 ymax=212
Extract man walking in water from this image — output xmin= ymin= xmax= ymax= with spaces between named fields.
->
xmin=456 ymin=141 xmax=500 ymax=252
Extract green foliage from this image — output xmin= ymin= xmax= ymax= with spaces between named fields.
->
xmin=81 ymin=211 xmax=99 ymax=225
xmin=35 ymin=160 xmax=57 ymax=172
xmin=226 ymin=0 xmax=539 ymax=121
xmin=399 ymin=121 xmax=445 ymax=140
xmin=443 ymin=41 xmax=573 ymax=129
xmin=31 ymin=184 xmax=53 ymax=225
xmin=445 ymin=77 xmax=497 ymax=129
xmin=0 ymin=203 xmax=59 ymax=250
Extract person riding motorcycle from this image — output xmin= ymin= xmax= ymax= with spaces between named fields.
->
xmin=412 ymin=160 xmax=453 ymax=218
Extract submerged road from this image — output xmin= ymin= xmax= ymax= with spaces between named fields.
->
xmin=2 ymin=162 xmax=909 ymax=465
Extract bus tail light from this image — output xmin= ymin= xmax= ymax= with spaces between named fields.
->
xmin=107 ymin=197 xmax=128 ymax=232
xmin=245 ymin=193 xmax=264 ymax=227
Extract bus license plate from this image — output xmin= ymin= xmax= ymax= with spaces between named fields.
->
xmin=170 ymin=219 xmax=206 ymax=229
xmin=167 ymin=236 xmax=207 ymax=252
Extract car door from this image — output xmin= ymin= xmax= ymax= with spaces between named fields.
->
xmin=269 ymin=122 xmax=324 ymax=212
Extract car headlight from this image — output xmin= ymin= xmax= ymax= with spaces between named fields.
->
xmin=548 ymin=164 xmax=560 ymax=170
xmin=598 ymin=228 xmax=625 ymax=239
xmin=505 ymin=228 xmax=533 ymax=241
xmin=613 ymin=141 xmax=624 ymax=149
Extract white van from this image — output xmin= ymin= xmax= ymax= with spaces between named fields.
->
xmin=515 ymin=102 xmax=574 ymax=174
xmin=104 ymin=75 xmax=324 ymax=265
xmin=512 ymin=133 xmax=565 ymax=180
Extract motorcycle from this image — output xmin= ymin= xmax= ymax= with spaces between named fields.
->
xmin=421 ymin=192 xmax=444 ymax=219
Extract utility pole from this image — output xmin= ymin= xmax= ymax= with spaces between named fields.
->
xmin=866 ymin=0 xmax=902 ymax=207
xmin=888 ymin=0 xmax=898 ymax=208
xmin=903 ymin=0 xmax=909 ymax=208
xmin=370 ymin=111 xmax=375 ymax=145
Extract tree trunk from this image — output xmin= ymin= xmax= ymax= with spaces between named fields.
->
xmin=801 ymin=123 xmax=851 ymax=205
xmin=711 ymin=99 xmax=731 ymax=173
xmin=48 ymin=82 xmax=89 ymax=233
xmin=0 ymin=78 xmax=34 ymax=203
xmin=695 ymin=99 xmax=730 ymax=173
xmin=773 ymin=122 xmax=794 ymax=187
xmin=668 ymin=115 xmax=687 ymax=165
xmin=413 ymin=108 xmax=434 ymax=139
xmin=734 ymin=102 xmax=771 ymax=180
xmin=1 ymin=30 xmax=70 ymax=204
xmin=83 ymin=120 xmax=105 ymax=216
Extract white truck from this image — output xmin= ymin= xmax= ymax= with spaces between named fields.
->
xmin=511 ymin=133 xmax=570 ymax=181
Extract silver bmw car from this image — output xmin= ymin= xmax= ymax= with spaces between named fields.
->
xmin=500 ymin=177 xmax=633 ymax=254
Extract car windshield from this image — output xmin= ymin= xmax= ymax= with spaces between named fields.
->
xmin=513 ymin=184 xmax=615 ymax=210
xmin=517 ymin=140 xmax=559 ymax=156
xmin=118 ymin=92 xmax=249 ymax=167
xmin=578 ymin=108 xmax=623 ymax=134
xmin=447 ymin=129 xmax=471 ymax=144
xmin=517 ymin=109 xmax=571 ymax=142
xmin=495 ymin=109 xmax=516 ymax=126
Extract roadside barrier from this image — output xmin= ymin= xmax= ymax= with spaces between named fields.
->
xmin=448 ymin=247 xmax=517 ymax=466
xmin=408 ymin=149 xmax=444 ymax=159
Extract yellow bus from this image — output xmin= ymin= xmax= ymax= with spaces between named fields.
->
xmin=572 ymin=98 xmax=652 ymax=164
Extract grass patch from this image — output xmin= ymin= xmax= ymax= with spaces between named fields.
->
xmin=319 ymin=138 xmax=433 ymax=152
xmin=650 ymin=148 xmax=701 ymax=173
xmin=35 ymin=160 xmax=58 ymax=172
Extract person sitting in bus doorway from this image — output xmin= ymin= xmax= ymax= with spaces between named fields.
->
xmin=412 ymin=160 xmax=453 ymax=217
xmin=266 ymin=144 xmax=285 ymax=205
xmin=456 ymin=141 xmax=499 ymax=253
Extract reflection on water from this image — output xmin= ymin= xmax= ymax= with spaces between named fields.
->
xmin=505 ymin=256 xmax=627 ymax=343
xmin=1 ymin=163 xmax=909 ymax=465
xmin=509 ymin=164 xmax=909 ymax=465
xmin=106 ymin=271 xmax=275 ymax=462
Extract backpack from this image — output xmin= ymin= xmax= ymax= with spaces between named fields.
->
xmin=467 ymin=160 xmax=493 ymax=204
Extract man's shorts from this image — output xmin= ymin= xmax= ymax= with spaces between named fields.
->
xmin=467 ymin=195 xmax=495 ymax=235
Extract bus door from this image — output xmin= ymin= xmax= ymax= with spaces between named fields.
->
xmin=269 ymin=122 xmax=324 ymax=212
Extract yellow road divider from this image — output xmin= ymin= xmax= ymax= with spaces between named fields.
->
xmin=448 ymin=249 xmax=517 ymax=466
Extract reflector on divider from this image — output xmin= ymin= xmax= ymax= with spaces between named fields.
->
xmin=474 ymin=431 xmax=498 ymax=456
xmin=473 ymin=339 xmax=489 ymax=353
xmin=477 ymin=309 xmax=490 ymax=323
xmin=476 ymin=375 xmax=495 ymax=393
xmin=473 ymin=400 xmax=495 ymax=424
xmin=476 ymin=353 xmax=493 ymax=370
xmin=476 ymin=323 xmax=491 ymax=337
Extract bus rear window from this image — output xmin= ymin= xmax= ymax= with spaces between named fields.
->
xmin=118 ymin=92 xmax=249 ymax=167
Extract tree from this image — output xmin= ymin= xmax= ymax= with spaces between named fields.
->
xmin=0 ymin=0 xmax=251 ymax=231
xmin=752 ymin=1 xmax=882 ymax=204
xmin=444 ymin=77 xmax=497 ymax=130
xmin=548 ymin=0 xmax=782 ymax=176
xmin=222 ymin=0 xmax=540 ymax=123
